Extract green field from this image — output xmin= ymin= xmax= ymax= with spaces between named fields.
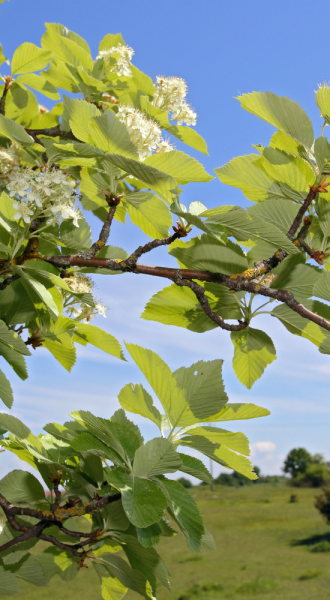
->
xmin=16 ymin=483 xmax=330 ymax=600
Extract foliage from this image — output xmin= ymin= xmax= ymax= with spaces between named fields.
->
xmin=177 ymin=478 xmax=192 ymax=489
xmin=294 ymin=464 xmax=330 ymax=488
xmin=315 ymin=487 xmax=330 ymax=524
xmin=283 ymin=448 xmax=312 ymax=479
xmin=0 ymin=347 xmax=269 ymax=597
xmin=0 ymin=18 xmax=330 ymax=599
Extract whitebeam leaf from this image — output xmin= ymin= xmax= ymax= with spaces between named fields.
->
xmin=231 ymin=328 xmax=277 ymax=389
xmin=133 ymin=438 xmax=182 ymax=477
xmin=107 ymin=469 xmax=168 ymax=527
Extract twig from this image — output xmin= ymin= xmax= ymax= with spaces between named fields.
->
xmin=89 ymin=195 xmax=122 ymax=256
xmin=37 ymin=532 xmax=87 ymax=557
xmin=127 ymin=231 xmax=181 ymax=265
xmin=174 ymin=278 xmax=248 ymax=332
xmin=0 ymin=77 xmax=12 ymax=116
xmin=0 ymin=522 xmax=48 ymax=554
xmin=287 ymin=187 xmax=318 ymax=240
xmin=0 ymin=274 xmax=20 ymax=290
xmin=25 ymin=125 xmax=77 ymax=141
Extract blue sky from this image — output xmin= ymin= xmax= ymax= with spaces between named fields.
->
xmin=1 ymin=0 xmax=330 ymax=479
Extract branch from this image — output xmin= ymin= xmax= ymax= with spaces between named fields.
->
xmin=89 ymin=194 xmax=122 ymax=257
xmin=0 ymin=274 xmax=20 ymax=291
xmin=0 ymin=522 xmax=48 ymax=554
xmin=127 ymin=231 xmax=181 ymax=264
xmin=37 ymin=532 xmax=88 ymax=558
xmin=25 ymin=125 xmax=77 ymax=141
xmin=0 ymin=77 xmax=12 ymax=116
xmin=174 ymin=277 xmax=247 ymax=331
xmin=287 ymin=186 xmax=318 ymax=239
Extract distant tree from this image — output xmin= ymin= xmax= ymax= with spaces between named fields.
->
xmin=253 ymin=466 xmax=261 ymax=478
xmin=177 ymin=477 xmax=193 ymax=489
xmin=283 ymin=448 xmax=312 ymax=479
xmin=315 ymin=487 xmax=330 ymax=524
xmin=296 ymin=464 xmax=330 ymax=488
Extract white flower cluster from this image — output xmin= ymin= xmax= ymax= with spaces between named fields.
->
xmin=65 ymin=274 xmax=107 ymax=322
xmin=117 ymin=105 xmax=174 ymax=160
xmin=97 ymin=44 xmax=134 ymax=77
xmin=0 ymin=147 xmax=20 ymax=186
xmin=152 ymin=76 xmax=197 ymax=126
xmin=2 ymin=160 xmax=81 ymax=227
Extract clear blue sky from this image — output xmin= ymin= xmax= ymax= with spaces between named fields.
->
xmin=1 ymin=0 xmax=330 ymax=478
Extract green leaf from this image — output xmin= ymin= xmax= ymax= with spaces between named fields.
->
xmin=101 ymin=576 xmax=127 ymax=600
xmin=11 ymin=42 xmax=52 ymax=75
xmin=40 ymin=316 xmax=76 ymax=372
xmin=178 ymin=453 xmax=212 ymax=483
xmin=42 ymin=23 xmax=93 ymax=70
xmin=89 ymin=111 xmax=139 ymax=159
xmin=270 ymin=261 xmax=321 ymax=302
xmin=136 ymin=523 xmax=162 ymax=548
xmin=10 ymin=554 xmax=46 ymax=587
xmin=154 ymin=478 xmax=204 ymax=551
xmin=99 ymin=33 xmax=125 ymax=52
xmin=214 ymin=154 xmax=285 ymax=202
xmin=103 ymin=154 xmax=177 ymax=203
xmin=183 ymin=426 xmax=249 ymax=455
xmin=107 ymin=469 xmax=168 ymax=527
xmin=271 ymin=300 xmax=330 ymax=353
xmin=170 ymin=202 xmax=227 ymax=243
xmin=121 ymin=533 xmax=170 ymax=594
xmin=72 ymin=322 xmax=125 ymax=360
xmin=203 ymin=403 xmax=270 ymax=422
xmin=95 ymin=554 xmax=151 ymax=599
xmin=238 ymin=91 xmax=314 ymax=149
xmin=118 ymin=383 xmax=162 ymax=428
xmin=231 ymin=328 xmax=276 ymax=389
xmin=142 ymin=282 xmax=241 ymax=333
xmin=180 ymin=435 xmax=257 ymax=480
xmin=0 ymin=44 xmax=9 ymax=67
xmin=60 ymin=214 xmax=91 ymax=252
xmin=125 ymin=343 xmax=184 ymax=427
xmin=169 ymin=234 xmax=248 ymax=275
xmin=63 ymin=96 xmax=100 ymax=144
xmin=0 ymin=469 xmax=45 ymax=504
xmin=314 ymin=270 xmax=330 ymax=302
xmin=166 ymin=125 xmax=208 ymax=155
xmin=317 ymin=196 xmax=330 ymax=238
xmin=261 ymin=147 xmax=314 ymax=197
xmin=131 ymin=66 xmax=154 ymax=97
xmin=0 ymin=368 xmax=13 ymax=408
xmin=247 ymin=198 xmax=299 ymax=234
xmin=144 ymin=151 xmax=213 ymax=184
xmin=139 ymin=96 xmax=169 ymax=127
xmin=133 ymin=438 xmax=182 ymax=477
xmin=126 ymin=192 xmax=172 ymax=238
xmin=0 ymin=565 xmax=19 ymax=595
xmin=0 ymin=343 xmax=28 ymax=381
xmin=0 ymin=114 xmax=35 ymax=146
xmin=15 ymin=268 xmax=59 ymax=320
xmin=16 ymin=74 xmax=60 ymax=100
xmin=0 ymin=320 xmax=30 ymax=356
xmin=172 ymin=359 xmax=228 ymax=428
xmin=206 ymin=207 xmax=299 ymax=255
xmin=316 ymin=86 xmax=330 ymax=126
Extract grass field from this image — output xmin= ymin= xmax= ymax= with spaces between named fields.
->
xmin=16 ymin=483 xmax=330 ymax=600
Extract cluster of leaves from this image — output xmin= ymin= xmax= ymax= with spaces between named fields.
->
xmin=0 ymin=26 xmax=330 ymax=402
xmin=0 ymin=346 xmax=268 ymax=597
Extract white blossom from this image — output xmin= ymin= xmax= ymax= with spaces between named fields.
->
xmin=117 ymin=105 xmax=162 ymax=160
xmin=152 ymin=75 xmax=197 ymax=127
xmin=12 ymin=201 xmax=34 ymax=223
xmin=156 ymin=139 xmax=175 ymax=154
xmin=67 ymin=274 xmax=94 ymax=295
xmin=95 ymin=302 xmax=107 ymax=318
xmin=0 ymin=147 xmax=20 ymax=185
xmin=97 ymin=44 xmax=134 ymax=77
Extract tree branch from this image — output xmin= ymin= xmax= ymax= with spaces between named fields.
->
xmin=25 ymin=125 xmax=77 ymax=141
xmin=174 ymin=277 xmax=247 ymax=331
xmin=89 ymin=195 xmax=122 ymax=257
xmin=127 ymin=231 xmax=181 ymax=264
xmin=0 ymin=77 xmax=12 ymax=116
